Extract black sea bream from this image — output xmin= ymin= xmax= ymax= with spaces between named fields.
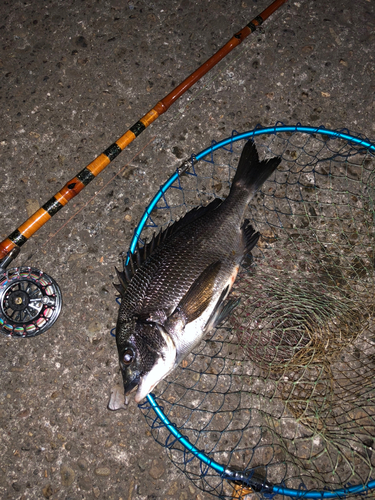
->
xmin=115 ymin=140 xmax=281 ymax=402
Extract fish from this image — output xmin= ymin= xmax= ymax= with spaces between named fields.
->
xmin=115 ymin=140 xmax=281 ymax=403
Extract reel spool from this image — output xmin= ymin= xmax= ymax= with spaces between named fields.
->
xmin=0 ymin=266 xmax=62 ymax=338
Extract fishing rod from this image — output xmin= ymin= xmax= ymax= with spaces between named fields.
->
xmin=0 ymin=0 xmax=288 ymax=338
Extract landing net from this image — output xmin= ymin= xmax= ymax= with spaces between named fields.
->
xmin=132 ymin=125 xmax=375 ymax=499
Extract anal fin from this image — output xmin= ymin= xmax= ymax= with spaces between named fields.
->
xmin=241 ymin=219 xmax=260 ymax=254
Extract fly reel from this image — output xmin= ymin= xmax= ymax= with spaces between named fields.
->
xmin=0 ymin=262 xmax=62 ymax=338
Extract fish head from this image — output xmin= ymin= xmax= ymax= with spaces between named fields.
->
xmin=116 ymin=318 xmax=176 ymax=403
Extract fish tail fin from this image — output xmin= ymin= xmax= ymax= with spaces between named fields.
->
xmin=230 ymin=140 xmax=281 ymax=196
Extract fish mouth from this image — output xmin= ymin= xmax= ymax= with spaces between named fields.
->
xmin=134 ymin=377 xmax=158 ymax=404
xmin=123 ymin=375 xmax=140 ymax=396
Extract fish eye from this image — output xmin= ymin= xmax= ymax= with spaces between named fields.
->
xmin=123 ymin=348 xmax=135 ymax=365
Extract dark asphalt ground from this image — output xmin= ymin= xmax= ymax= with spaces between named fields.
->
xmin=0 ymin=0 xmax=374 ymax=499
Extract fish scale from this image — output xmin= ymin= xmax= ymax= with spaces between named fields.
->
xmin=115 ymin=140 xmax=281 ymax=403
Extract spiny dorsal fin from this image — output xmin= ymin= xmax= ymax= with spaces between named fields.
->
xmin=113 ymin=283 xmax=123 ymax=295
xmin=113 ymin=267 xmax=129 ymax=297
xmin=116 ymin=197 xmax=224 ymax=291
xmin=124 ymin=262 xmax=132 ymax=284
xmin=136 ymin=241 xmax=142 ymax=268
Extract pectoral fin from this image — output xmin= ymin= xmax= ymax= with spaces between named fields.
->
xmin=204 ymin=285 xmax=240 ymax=333
xmin=177 ymin=261 xmax=221 ymax=323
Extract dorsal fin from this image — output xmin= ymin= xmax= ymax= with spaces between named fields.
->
xmin=113 ymin=267 xmax=130 ymax=297
xmin=113 ymin=197 xmax=223 ymax=295
xmin=170 ymin=197 xmax=222 ymax=234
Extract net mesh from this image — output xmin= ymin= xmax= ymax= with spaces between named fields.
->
xmin=137 ymin=128 xmax=375 ymax=499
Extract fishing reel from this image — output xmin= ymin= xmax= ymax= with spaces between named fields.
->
xmin=0 ymin=249 xmax=62 ymax=338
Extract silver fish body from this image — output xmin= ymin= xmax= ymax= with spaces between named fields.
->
xmin=115 ymin=140 xmax=281 ymax=402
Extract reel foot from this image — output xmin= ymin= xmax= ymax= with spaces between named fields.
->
xmin=0 ymin=267 xmax=62 ymax=338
